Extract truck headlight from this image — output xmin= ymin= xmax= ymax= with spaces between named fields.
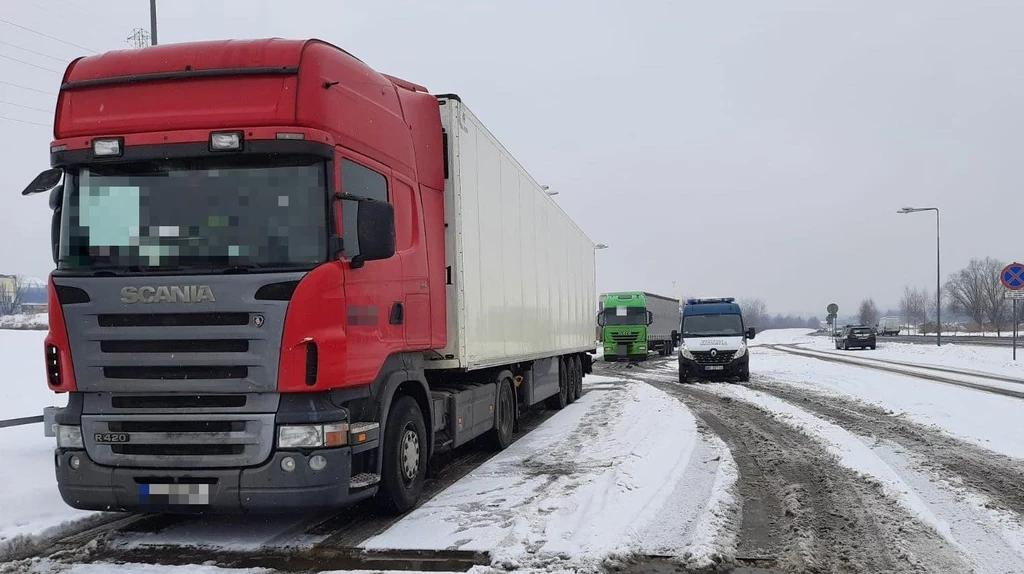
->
xmin=734 ymin=345 xmax=747 ymax=359
xmin=278 ymin=425 xmax=324 ymax=448
xmin=678 ymin=347 xmax=694 ymax=360
xmin=277 ymin=422 xmax=349 ymax=449
xmin=55 ymin=424 xmax=83 ymax=449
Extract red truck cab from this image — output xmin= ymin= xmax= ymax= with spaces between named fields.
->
xmin=23 ymin=39 xmax=452 ymax=513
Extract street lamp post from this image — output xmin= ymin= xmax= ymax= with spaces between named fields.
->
xmin=897 ymin=207 xmax=940 ymax=346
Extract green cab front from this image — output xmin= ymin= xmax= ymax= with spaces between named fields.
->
xmin=598 ymin=292 xmax=653 ymax=361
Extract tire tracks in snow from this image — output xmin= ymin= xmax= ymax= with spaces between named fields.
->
xmin=641 ymin=374 xmax=970 ymax=573
xmin=742 ymin=378 xmax=1024 ymax=521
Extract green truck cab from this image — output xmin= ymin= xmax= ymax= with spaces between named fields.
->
xmin=597 ymin=291 xmax=680 ymax=362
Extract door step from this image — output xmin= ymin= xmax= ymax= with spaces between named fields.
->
xmin=350 ymin=472 xmax=381 ymax=489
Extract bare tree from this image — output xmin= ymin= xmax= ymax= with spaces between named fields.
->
xmin=945 ymin=259 xmax=989 ymax=329
xmin=739 ymin=298 xmax=767 ymax=328
xmin=858 ymin=298 xmax=879 ymax=326
xmin=899 ymin=286 xmax=914 ymax=328
xmin=0 ymin=275 xmax=27 ymax=316
xmin=979 ymin=257 xmax=1009 ymax=335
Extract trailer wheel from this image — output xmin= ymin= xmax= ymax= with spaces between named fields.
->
xmin=376 ymin=395 xmax=427 ymax=514
xmin=566 ymin=356 xmax=578 ymax=405
xmin=571 ymin=355 xmax=583 ymax=401
xmin=488 ymin=377 xmax=515 ymax=450
xmin=545 ymin=357 xmax=569 ymax=410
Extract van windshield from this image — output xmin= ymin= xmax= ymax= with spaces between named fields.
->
xmin=682 ymin=313 xmax=743 ymax=337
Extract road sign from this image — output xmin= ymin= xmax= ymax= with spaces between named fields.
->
xmin=827 ymin=303 xmax=839 ymax=314
xmin=1001 ymin=262 xmax=1024 ymax=290
xmin=1006 ymin=290 xmax=1024 ymax=299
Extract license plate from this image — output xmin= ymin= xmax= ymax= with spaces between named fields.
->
xmin=139 ymin=483 xmax=210 ymax=505
xmin=704 ymin=365 xmax=724 ymax=371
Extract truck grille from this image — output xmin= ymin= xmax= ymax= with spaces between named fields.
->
xmin=81 ymin=411 xmax=274 ymax=469
xmin=97 ymin=313 xmax=250 ymax=327
xmin=609 ymin=332 xmax=640 ymax=343
xmin=692 ymin=350 xmax=736 ymax=365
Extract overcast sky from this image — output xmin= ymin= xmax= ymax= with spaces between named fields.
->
xmin=2 ymin=0 xmax=1023 ymax=317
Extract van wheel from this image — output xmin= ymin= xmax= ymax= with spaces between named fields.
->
xmin=545 ymin=357 xmax=569 ymax=410
xmin=377 ymin=396 xmax=427 ymax=514
xmin=488 ymin=377 xmax=515 ymax=450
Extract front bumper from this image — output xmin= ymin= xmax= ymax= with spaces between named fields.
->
xmin=679 ymin=355 xmax=749 ymax=378
xmin=55 ymin=447 xmax=373 ymax=513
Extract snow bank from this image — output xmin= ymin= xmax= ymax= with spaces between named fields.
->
xmin=364 ymin=377 xmax=736 ymax=570
xmin=801 ymin=336 xmax=1024 ymax=380
xmin=747 ymin=328 xmax=815 ymax=346
xmin=751 ymin=346 xmax=1024 ymax=460
xmin=0 ymin=312 xmax=47 ymax=330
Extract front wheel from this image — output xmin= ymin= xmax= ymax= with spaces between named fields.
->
xmin=678 ymin=360 xmax=689 ymax=384
xmin=377 ymin=395 xmax=427 ymax=514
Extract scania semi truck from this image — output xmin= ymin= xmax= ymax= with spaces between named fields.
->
xmin=22 ymin=38 xmax=597 ymax=514
xmin=597 ymin=291 xmax=679 ymax=361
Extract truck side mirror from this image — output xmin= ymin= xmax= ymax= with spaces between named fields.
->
xmin=597 ymin=314 xmax=605 ymax=327
xmin=22 ymin=168 xmax=63 ymax=196
xmin=646 ymin=310 xmax=654 ymax=326
xmin=350 ymin=198 xmax=396 ymax=269
xmin=746 ymin=327 xmax=756 ymax=340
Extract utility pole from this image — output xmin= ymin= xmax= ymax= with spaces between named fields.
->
xmin=150 ymin=0 xmax=158 ymax=46
xmin=126 ymin=28 xmax=150 ymax=48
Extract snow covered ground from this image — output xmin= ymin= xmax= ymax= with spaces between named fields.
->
xmin=364 ymin=375 xmax=737 ymax=571
xmin=799 ymin=334 xmax=1024 ymax=379
xmin=0 ymin=332 xmax=90 ymax=557
xmin=754 ymin=331 xmax=1024 ymax=459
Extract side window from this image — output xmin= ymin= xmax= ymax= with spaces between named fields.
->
xmin=340 ymin=158 xmax=388 ymax=258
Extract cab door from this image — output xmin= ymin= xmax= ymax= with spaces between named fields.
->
xmin=337 ymin=148 xmax=405 ymax=384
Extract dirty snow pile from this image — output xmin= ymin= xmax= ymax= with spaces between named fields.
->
xmin=0 ymin=312 xmax=47 ymax=330
xmin=364 ymin=375 xmax=738 ymax=571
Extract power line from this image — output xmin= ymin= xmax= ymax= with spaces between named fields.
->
xmin=0 ymin=80 xmax=54 ymax=97
xmin=0 ymin=52 xmax=61 ymax=74
xmin=0 ymin=99 xmax=52 ymax=114
xmin=0 ymin=39 xmax=71 ymax=63
xmin=0 ymin=17 xmax=98 ymax=54
xmin=0 ymin=114 xmax=49 ymax=127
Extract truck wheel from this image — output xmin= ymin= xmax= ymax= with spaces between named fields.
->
xmin=488 ymin=377 xmax=515 ymax=450
xmin=572 ymin=355 xmax=583 ymax=400
xmin=545 ymin=357 xmax=569 ymax=410
xmin=377 ymin=395 xmax=427 ymax=514
xmin=565 ymin=356 xmax=581 ymax=401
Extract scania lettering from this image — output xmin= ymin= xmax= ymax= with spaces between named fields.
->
xmin=23 ymin=38 xmax=597 ymax=514
xmin=597 ymin=291 xmax=680 ymax=361
xmin=677 ymin=298 xmax=755 ymax=383
xmin=120 ymin=285 xmax=216 ymax=304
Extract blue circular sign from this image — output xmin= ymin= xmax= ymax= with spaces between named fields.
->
xmin=1001 ymin=262 xmax=1024 ymax=290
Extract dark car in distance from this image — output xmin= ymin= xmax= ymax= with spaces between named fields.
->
xmin=836 ymin=325 xmax=876 ymax=350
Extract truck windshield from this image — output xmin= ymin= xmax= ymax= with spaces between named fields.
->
xmin=682 ymin=314 xmax=743 ymax=336
xmin=601 ymin=307 xmax=647 ymax=326
xmin=58 ymin=155 xmax=327 ymax=272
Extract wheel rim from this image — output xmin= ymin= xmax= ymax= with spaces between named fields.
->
xmin=400 ymin=426 xmax=420 ymax=483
